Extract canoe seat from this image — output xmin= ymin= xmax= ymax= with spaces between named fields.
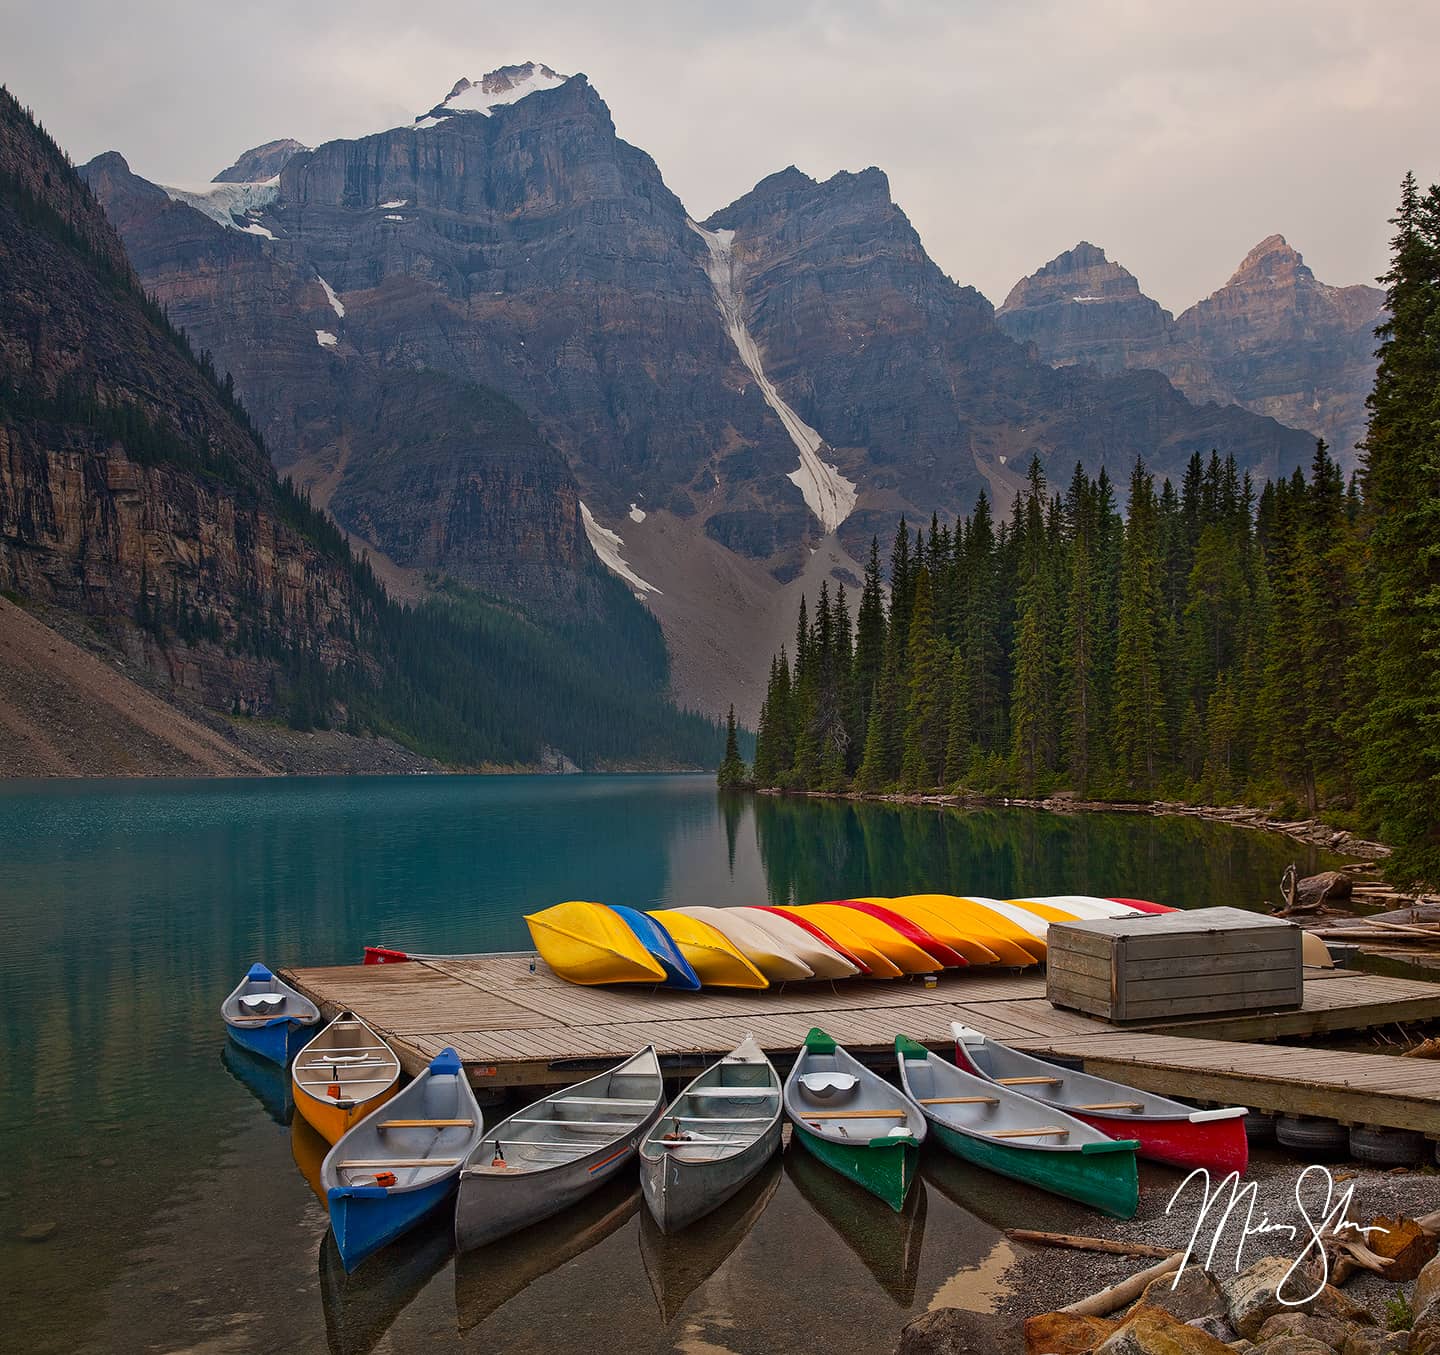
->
xmin=798 ymin=1072 xmax=858 ymax=1100
xmin=986 ymin=1126 xmax=1070 ymax=1139
xmin=689 ymin=1087 xmax=778 ymax=1100
xmin=1075 ymin=1102 xmax=1144 ymax=1112
xmin=919 ymin=1096 xmax=999 ymax=1106
xmin=239 ymin=994 xmax=284 ymax=1008
xmin=995 ymin=1077 xmax=1061 ymax=1086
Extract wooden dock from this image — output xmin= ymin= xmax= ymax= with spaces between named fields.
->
xmin=280 ymin=957 xmax=1440 ymax=1135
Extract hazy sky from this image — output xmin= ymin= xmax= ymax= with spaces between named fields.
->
xmin=6 ymin=0 xmax=1437 ymax=310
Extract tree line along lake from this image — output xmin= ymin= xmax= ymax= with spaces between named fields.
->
xmin=0 ymin=773 xmax=1345 ymax=1354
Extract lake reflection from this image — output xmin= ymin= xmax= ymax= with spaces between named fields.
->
xmin=0 ymin=775 xmax=1341 ymax=1353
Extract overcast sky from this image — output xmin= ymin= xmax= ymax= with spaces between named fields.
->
xmin=6 ymin=0 xmax=1437 ymax=310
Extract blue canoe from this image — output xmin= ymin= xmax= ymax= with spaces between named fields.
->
xmin=606 ymin=906 xmax=701 ymax=990
xmin=220 ymin=962 xmax=320 ymax=1066
xmin=322 ymin=1048 xmax=485 ymax=1271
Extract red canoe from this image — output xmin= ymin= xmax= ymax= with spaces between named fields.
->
xmin=950 ymin=1021 xmax=1248 ymax=1176
xmin=1107 ymin=897 xmax=1177 ymax=914
xmin=823 ymin=899 xmax=968 ymax=969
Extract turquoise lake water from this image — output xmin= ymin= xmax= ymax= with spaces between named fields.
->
xmin=0 ymin=774 xmax=1342 ymax=1354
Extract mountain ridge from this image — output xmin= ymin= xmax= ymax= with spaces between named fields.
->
xmin=80 ymin=64 xmax=1326 ymax=720
xmin=998 ymin=235 xmax=1384 ymax=465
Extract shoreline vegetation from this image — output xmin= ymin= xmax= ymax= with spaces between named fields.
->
xmin=748 ymin=784 xmax=1392 ymax=862
xmin=728 ymin=174 xmax=1440 ymax=893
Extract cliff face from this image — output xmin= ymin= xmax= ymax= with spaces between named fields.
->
xmin=998 ymin=237 xmax=1384 ymax=467
xmin=80 ymin=148 xmax=595 ymax=609
xmin=0 ymin=90 xmax=374 ymax=715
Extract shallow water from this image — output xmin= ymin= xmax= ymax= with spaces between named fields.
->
xmin=0 ymin=774 xmax=1342 ymax=1353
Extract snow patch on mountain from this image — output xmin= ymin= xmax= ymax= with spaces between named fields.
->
xmin=580 ymin=502 xmax=661 ymax=598
xmin=628 ymin=504 xmax=646 ymax=523
xmin=414 ymin=63 xmax=568 ymax=128
xmin=315 ymin=330 xmax=337 ymax=348
xmin=163 ymin=177 xmax=279 ymax=231
xmin=316 ymin=275 xmax=345 ymax=318
xmin=687 ymin=220 xmax=857 ymax=534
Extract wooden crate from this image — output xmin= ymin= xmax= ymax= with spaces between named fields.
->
xmin=1046 ymin=907 xmax=1303 ymax=1023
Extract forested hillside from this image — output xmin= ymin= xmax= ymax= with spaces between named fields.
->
xmin=0 ymin=88 xmax=723 ymax=771
xmin=747 ymin=172 xmax=1440 ymax=885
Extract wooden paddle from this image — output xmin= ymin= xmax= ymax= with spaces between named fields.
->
xmin=378 ymin=1119 xmax=475 ymax=1129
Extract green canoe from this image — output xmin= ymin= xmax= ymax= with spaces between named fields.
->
xmin=895 ymin=1035 xmax=1138 ymax=1219
xmin=784 ymin=1028 xmax=926 ymax=1212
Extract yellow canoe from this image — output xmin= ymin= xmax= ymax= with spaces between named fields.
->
xmin=525 ymin=900 xmax=667 ymax=985
xmin=771 ymin=906 xmax=903 ymax=978
xmin=853 ymin=896 xmax=1003 ymax=966
xmin=784 ymin=903 xmax=941 ymax=976
xmin=881 ymin=892 xmax=1042 ymax=967
xmin=292 ymin=1010 xmax=401 ymax=1144
xmin=674 ymin=906 xmax=815 ymax=982
xmin=934 ymin=896 xmax=1049 ymax=962
xmin=648 ymin=909 xmax=769 ymax=989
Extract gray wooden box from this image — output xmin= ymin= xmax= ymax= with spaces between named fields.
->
xmin=1046 ymin=907 xmax=1303 ymax=1023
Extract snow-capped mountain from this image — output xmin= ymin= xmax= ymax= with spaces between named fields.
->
xmin=415 ymin=63 xmax=569 ymax=125
xmin=82 ymin=63 xmax=1320 ymax=718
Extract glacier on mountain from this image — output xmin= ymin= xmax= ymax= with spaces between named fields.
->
xmin=687 ymin=221 xmax=857 ymax=534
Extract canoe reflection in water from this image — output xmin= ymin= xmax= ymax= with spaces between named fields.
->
xmin=638 ymin=1154 xmax=783 ymax=1323
xmin=454 ymin=1175 xmax=641 ymax=1333
xmin=221 ymin=1040 xmax=294 ymax=1126
xmin=319 ymin=1212 xmax=453 ymax=1355
xmin=292 ymin=1113 xmax=330 ymax=1208
xmin=786 ymin=1143 xmax=928 ymax=1306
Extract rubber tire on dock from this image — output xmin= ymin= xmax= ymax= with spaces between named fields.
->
xmin=1243 ymin=1110 xmax=1277 ymax=1144
xmin=1275 ymin=1115 xmax=1350 ymax=1159
xmin=1348 ymin=1126 xmax=1428 ymax=1167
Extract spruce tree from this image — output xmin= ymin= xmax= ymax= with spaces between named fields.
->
xmin=1110 ymin=461 xmax=1164 ymax=794
xmin=901 ymin=567 xmax=946 ymax=790
xmin=717 ymin=705 xmax=747 ymax=789
xmin=1356 ymin=175 xmax=1440 ymax=883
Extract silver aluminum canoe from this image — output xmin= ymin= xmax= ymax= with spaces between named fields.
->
xmin=454 ymin=1045 xmax=665 ymax=1252
xmin=639 ymin=1034 xmax=782 ymax=1233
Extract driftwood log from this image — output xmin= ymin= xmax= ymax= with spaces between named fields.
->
xmin=1006 ymin=1229 xmax=1174 ymax=1260
xmin=1060 ymin=1253 xmax=1184 ymax=1316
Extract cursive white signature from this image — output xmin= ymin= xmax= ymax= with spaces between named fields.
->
xmin=1165 ymin=1165 xmax=1389 ymax=1305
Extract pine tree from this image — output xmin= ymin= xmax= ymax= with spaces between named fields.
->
xmin=716 ymin=705 xmax=748 ymax=789
xmin=853 ymin=538 xmax=887 ymax=746
xmin=901 ymin=566 xmax=946 ymax=790
xmin=1110 ymin=461 xmax=1164 ymax=794
xmin=1355 ymin=174 xmax=1440 ymax=883
xmin=942 ymin=648 xmax=973 ymax=785
xmin=1061 ymin=467 xmax=1099 ymax=792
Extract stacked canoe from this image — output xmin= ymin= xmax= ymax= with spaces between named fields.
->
xmin=521 ymin=895 xmax=1171 ymax=989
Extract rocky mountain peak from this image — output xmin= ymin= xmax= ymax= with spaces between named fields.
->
xmin=1224 ymin=233 xmax=1313 ymax=289
xmin=417 ymin=62 xmax=569 ymax=124
xmin=212 ymin=138 xmax=308 ymax=184
xmin=999 ymin=240 xmax=1153 ymax=313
